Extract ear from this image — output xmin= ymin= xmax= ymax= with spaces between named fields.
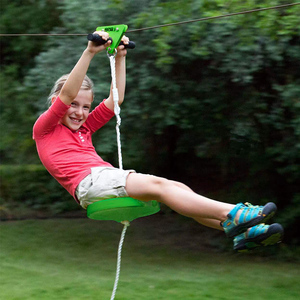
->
xmin=51 ymin=96 xmax=57 ymax=104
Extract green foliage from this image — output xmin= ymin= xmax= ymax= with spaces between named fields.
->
xmin=0 ymin=70 xmax=39 ymax=164
xmin=0 ymin=165 xmax=77 ymax=215
xmin=0 ymin=0 xmax=299 ymax=242
xmin=0 ymin=0 xmax=62 ymax=163
xmin=0 ymin=0 xmax=62 ymax=76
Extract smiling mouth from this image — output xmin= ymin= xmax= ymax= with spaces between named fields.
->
xmin=70 ymin=117 xmax=81 ymax=124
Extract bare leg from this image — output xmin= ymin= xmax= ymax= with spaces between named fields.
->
xmin=193 ymin=217 xmax=224 ymax=230
xmin=126 ymin=173 xmax=234 ymax=223
xmin=162 ymin=179 xmax=224 ymax=230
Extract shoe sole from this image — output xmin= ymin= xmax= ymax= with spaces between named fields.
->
xmin=227 ymin=202 xmax=277 ymax=238
xmin=234 ymin=223 xmax=284 ymax=252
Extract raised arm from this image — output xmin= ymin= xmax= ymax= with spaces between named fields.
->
xmin=58 ymin=31 xmax=111 ymax=106
xmin=104 ymin=36 xmax=129 ymax=111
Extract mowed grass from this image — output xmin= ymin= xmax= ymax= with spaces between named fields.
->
xmin=0 ymin=216 xmax=299 ymax=300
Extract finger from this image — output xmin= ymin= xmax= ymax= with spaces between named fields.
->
xmin=121 ymin=35 xmax=129 ymax=44
xmin=94 ymin=30 xmax=110 ymax=41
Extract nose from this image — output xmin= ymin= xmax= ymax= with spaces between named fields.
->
xmin=75 ymin=107 xmax=83 ymax=117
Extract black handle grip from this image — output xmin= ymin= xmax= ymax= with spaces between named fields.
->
xmin=87 ymin=33 xmax=112 ymax=45
xmin=87 ymin=33 xmax=135 ymax=49
xmin=120 ymin=40 xmax=135 ymax=49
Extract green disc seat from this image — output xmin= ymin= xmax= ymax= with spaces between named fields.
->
xmin=87 ymin=197 xmax=160 ymax=222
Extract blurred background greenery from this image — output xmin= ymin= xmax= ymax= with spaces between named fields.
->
xmin=0 ymin=0 xmax=299 ymax=247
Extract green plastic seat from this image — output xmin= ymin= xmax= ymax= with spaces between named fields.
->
xmin=87 ymin=197 xmax=160 ymax=222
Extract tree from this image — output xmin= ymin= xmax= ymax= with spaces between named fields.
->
xmin=1 ymin=0 xmax=299 ymax=240
xmin=0 ymin=0 xmax=62 ymax=163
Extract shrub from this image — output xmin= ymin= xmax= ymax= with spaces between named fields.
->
xmin=0 ymin=164 xmax=78 ymax=215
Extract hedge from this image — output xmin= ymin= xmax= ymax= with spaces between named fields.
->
xmin=0 ymin=164 xmax=79 ymax=215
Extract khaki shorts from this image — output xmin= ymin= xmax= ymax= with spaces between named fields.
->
xmin=76 ymin=167 xmax=135 ymax=209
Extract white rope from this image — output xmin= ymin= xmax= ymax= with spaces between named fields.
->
xmin=110 ymin=221 xmax=130 ymax=300
xmin=108 ymin=51 xmax=129 ymax=300
xmin=109 ymin=52 xmax=123 ymax=170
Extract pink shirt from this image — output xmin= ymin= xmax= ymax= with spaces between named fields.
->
xmin=33 ymin=97 xmax=115 ymax=201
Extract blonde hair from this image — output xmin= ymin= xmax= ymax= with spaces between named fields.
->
xmin=48 ymin=74 xmax=94 ymax=105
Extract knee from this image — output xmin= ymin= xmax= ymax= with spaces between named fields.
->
xmin=155 ymin=176 xmax=172 ymax=185
xmin=150 ymin=177 xmax=188 ymax=192
xmin=171 ymin=180 xmax=193 ymax=192
xmin=148 ymin=176 xmax=174 ymax=195
xmin=126 ymin=173 xmax=181 ymax=202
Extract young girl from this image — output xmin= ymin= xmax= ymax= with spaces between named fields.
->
xmin=33 ymin=31 xmax=283 ymax=251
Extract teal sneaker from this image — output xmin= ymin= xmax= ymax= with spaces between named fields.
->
xmin=233 ymin=223 xmax=284 ymax=252
xmin=222 ymin=202 xmax=277 ymax=238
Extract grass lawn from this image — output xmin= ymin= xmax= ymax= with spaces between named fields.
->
xmin=0 ymin=215 xmax=299 ymax=300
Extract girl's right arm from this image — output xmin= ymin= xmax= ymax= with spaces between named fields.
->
xmin=58 ymin=31 xmax=111 ymax=106
xmin=33 ymin=98 xmax=70 ymax=139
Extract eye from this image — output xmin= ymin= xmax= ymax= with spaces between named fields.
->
xmin=71 ymin=102 xmax=77 ymax=107
xmin=84 ymin=106 xmax=90 ymax=110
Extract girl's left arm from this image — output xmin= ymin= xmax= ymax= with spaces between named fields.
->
xmin=59 ymin=31 xmax=111 ymax=106
xmin=104 ymin=36 xmax=129 ymax=111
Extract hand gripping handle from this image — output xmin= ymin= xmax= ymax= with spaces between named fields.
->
xmin=87 ymin=33 xmax=135 ymax=49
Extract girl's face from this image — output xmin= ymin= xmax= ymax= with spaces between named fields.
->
xmin=61 ymin=90 xmax=93 ymax=131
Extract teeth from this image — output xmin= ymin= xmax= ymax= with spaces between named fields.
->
xmin=71 ymin=118 xmax=80 ymax=123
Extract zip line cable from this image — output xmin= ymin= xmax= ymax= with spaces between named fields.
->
xmin=127 ymin=2 xmax=300 ymax=33
xmin=0 ymin=2 xmax=299 ymax=37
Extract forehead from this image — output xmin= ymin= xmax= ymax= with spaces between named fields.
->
xmin=74 ymin=90 xmax=93 ymax=104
